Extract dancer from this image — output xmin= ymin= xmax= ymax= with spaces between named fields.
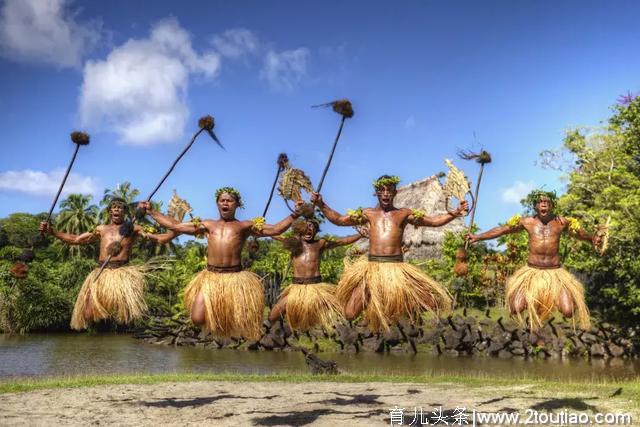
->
xmin=268 ymin=217 xmax=366 ymax=332
xmin=139 ymin=187 xmax=304 ymax=340
xmin=311 ymin=175 xmax=468 ymax=332
xmin=40 ymin=197 xmax=176 ymax=330
xmin=467 ymin=190 xmax=601 ymax=333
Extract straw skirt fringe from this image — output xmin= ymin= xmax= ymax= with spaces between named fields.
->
xmin=183 ymin=269 xmax=264 ymax=340
xmin=71 ymin=265 xmax=147 ymax=330
xmin=506 ymin=265 xmax=590 ymax=331
xmin=278 ymin=283 xmax=343 ymax=332
xmin=336 ymin=257 xmax=452 ymax=332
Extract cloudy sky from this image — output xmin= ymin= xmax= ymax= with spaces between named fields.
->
xmin=0 ymin=0 xmax=638 ymax=235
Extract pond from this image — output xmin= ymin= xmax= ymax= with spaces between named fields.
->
xmin=1 ymin=333 xmax=638 ymax=382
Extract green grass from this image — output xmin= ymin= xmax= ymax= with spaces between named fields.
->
xmin=2 ymin=372 xmax=638 ymax=405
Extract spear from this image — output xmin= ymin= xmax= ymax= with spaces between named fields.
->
xmin=93 ymin=115 xmax=224 ymax=281
xmin=313 ymin=99 xmax=354 ymax=193
xmin=41 ymin=131 xmax=91 ymax=233
xmin=459 ymin=150 xmax=492 ymax=250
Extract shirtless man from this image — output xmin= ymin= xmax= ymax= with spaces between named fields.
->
xmin=311 ymin=175 xmax=468 ymax=332
xmin=268 ymin=217 xmax=364 ymax=332
xmin=139 ymin=187 xmax=304 ymax=340
xmin=39 ymin=197 xmax=176 ymax=330
xmin=467 ymin=190 xmax=601 ymax=334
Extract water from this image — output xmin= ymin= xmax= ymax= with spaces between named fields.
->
xmin=1 ymin=334 xmax=638 ymax=382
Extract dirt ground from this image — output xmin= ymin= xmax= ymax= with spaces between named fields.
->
xmin=0 ymin=380 xmax=636 ymax=426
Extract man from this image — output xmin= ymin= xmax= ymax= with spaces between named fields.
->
xmin=311 ymin=175 xmax=468 ymax=332
xmin=40 ymin=197 xmax=176 ymax=330
xmin=268 ymin=217 xmax=365 ymax=332
xmin=139 ymin=187 xmax=304 ymax=340
xmin=467 ymin=190 xmax=601 ymax=333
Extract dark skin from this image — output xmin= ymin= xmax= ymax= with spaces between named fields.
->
xmin=467 ymin=197 xmax=601 ymax=318
xmin=267 ymin=222 xmax=365 ymax=322
xmin=138 ymin=194 xmax=304 ymax=327
xmin=39 ymin=203 xmax=176 ymax=321
xmin=311 ymin=185 xmax=468 ymax=320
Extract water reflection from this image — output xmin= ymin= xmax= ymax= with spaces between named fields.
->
xmin=1 ymin=334 xmax=638 ymax=382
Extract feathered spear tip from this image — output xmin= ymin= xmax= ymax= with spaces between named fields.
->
xmin=198 ymin=115 xmax=215 ymax=131
xmin=10 ymin=262 xmax=28 ymax=279
xmin=107 ymin=241 xmax=123 ymax=257
xmin=70 ymin=131 xmax=90 ymax=146
xmin=313 ymin=99 xmax=354 ymax=118
xmin=277 ymin=153 xmax=289 ymax=169
xmin=457 ymin=150 xmax=492 ymax=165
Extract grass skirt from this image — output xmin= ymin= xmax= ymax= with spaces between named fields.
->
xmin=183 ymin=270 xmax=264 ymax=340
xmin=506 ymin=265 xmax=590 ymax=331
xmin=71 ymin=265 xmax=147 ymax=330
xmin=336 ymin=257 xmax=452 ymax=332
xmin=279 ymin=283 xmax=343 ymax=332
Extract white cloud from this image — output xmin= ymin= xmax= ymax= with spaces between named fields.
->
xmin=501 ymin=180 xmax=536 ymax=204
xmin=0 ymin=169 xmax=97 ymax=196
xmin=404 ymin=115 xmax=416 ymax=129
xmin=79 ymin=18 xmax=220 ymax=146
xmin=212 ymin=28 xmax=259 ymax=59
xmin=260 ymin=48 xmax=309 ymax=91
xmin=0 ymin=0 xmax=100 ymax=68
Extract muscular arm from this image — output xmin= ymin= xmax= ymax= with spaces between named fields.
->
xmin=254 ymin=214 xmax=298 ymax=237
xmin=135 ymin=225 xmax=179 ymax=245
xmin=147 ymin=208 xmax=202 ymax=235
xmin=408 ymin=212 xmax=457 ymax=227
xmin=50 ymin=228 xmax=99 ymax=245
xmin=324 ymin=234 xmax=362 ymax=249
xmin=270 ymin=235 xmax=285 ymax=242
xmin=472 ymin=223 xmax=524 ymax=242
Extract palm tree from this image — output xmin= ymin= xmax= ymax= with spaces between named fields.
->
xmin=99 ymin=182 xmax=140 ymax=223
xmin=56 ymin=194 xmax=99 ymax=257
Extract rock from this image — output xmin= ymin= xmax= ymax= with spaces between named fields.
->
xmin=608 ymin=344 xmax=625 ymax=357
xmin=498 ymin=350 xmax=513 ymax=359
xmin=581 ymin=333 xmax=598 ymax=344
xmin=590 ymin=343 xmax=607 ymax=358
xmin=512 ymin=348 xmax=525 ymax=356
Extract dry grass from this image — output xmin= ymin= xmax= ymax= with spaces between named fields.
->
xmin=184 ymin=270 xmax=264 ymax=340
xmin=280 ymin=283 xmax=343 ymax=332
xmin=336 ymin=257 xmax=452 ymax=332
xmin=507 ymin=265 xmax=590 ymax=331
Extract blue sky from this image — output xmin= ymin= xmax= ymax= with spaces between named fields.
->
xmin=0 ymin=0 xmax=638 ymax=236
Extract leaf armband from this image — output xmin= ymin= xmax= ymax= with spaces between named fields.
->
xmin=506 ymin=214 xmax=522 ymax=228
xmin=191 ymin=216 xmax=206 ymax=238
xmin=251 ymin=217 xmax=266 ymax=232
xmin=347 ymin=207 xmax=366 ymax=225
xmin=411 ymin=209 xmax=426 ymax=219
xmin=565 ymin=217 xmax=581 ymax=233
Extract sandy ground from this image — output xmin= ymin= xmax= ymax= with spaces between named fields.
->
xmin=0 ymin=380 xmax=636 ymax=426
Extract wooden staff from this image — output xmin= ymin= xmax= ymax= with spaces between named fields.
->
xmin=42 ymin=132 xmax=91 ymax=232
xmin=313 ymin=99 xmax=354 ymax=193
xmin=94 ymin=115 xmax=224 ymax=281
xmin=459 ymin=150 xmax=492 ymax=250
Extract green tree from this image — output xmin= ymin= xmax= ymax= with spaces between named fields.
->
xmin=542 ymin=96 xmax=640 ymax=323
xmin=55 ymin=194 xmax=99 ymax=257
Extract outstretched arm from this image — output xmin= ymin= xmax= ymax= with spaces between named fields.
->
xmin=408 ymin=201 xmax=469 ymax=227
xmin=135 ymin=225 xmax=179 ymax=245
xmin=563 ymin=217 xmax=600 ymax=248
xmin=253 ymin=214 xmax=299 ymax=237
xmin=324 ymin=233 xmax=362 ymax=250
xmin=311 ymin=192 xmax=363 ymax=226
xmin=40 ymin=221 xmax=99 ymax=245
xmin=138 ymin=201 xmax=203 ymax=236
xmin=468 ymin=216 xmax=524 ymax=243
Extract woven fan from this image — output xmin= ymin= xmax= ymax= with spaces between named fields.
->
xmin=278 ymin=164 xmax=314 ymax=203
xmin=167 ymin=189 xmax=193 ymax=223
xmin=596 ymin=215 xmax=611 ymax=256
xmin=443 ymin=159 xmax=471 ymax=203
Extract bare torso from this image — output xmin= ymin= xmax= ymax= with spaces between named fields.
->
xmin=291 ymin=240 xmax=325 ymax=277
xmin=97 ymin=224 xmax=136 ymax=262
xmin=522 ymin=216 xmax=567 ymax=268
xmin=364 ymin=207 xmax=411 ymax=256
xmin=203 ymin=219 xmax=252 ymax=266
